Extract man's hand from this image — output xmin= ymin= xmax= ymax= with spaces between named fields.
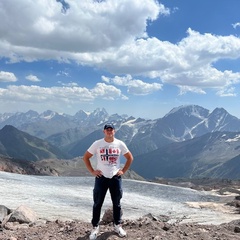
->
xmin=92 ymin=169 xmax=103 ymax=177
xmin=117 ymin=169 xmax=124 ymax=176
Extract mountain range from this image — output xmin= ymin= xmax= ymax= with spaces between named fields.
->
xmin=131 ymin=131 xmax=240 ymax=180
xmin=0 ymin=105 xmax=240 ymax=179
xmin=0 ymin=125 xmax=70 ymax=161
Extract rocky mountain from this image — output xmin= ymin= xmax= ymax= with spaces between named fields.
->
xmin=0 ymin=125 xmax=70 ymax=161
xmin=0 ymin=155 xmax=37 ymax=175
xmin=1 ymin=105 xmax=240 ymax=156
xmin=0 ymin=154 xmax=144 ymax=180
xmin=125 ymin=105 xmax=240 ymax=156
xmin=1 ymin=105 xmax=240 ymax=179
xmin=67 ymin=117 xmax=156 ymax=157
xmin=66 ymin=105 xmax=240 ymax=158
xmin=206 ymin=153 xmax=240 ymax=180
xmin=131 ymin=131 xmax=240 ymax=180
xmin=0 ymin=108 xmax=127 ymax=148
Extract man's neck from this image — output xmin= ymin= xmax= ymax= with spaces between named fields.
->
xmin=104 ymin=136 xmax=114 ymax=143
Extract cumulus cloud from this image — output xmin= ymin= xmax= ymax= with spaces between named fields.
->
xmin=97 ymin=29 xmax=240 ymax=95
xmin=0 ymin=71 xmax=17 ymax=82
xmin=0 ymin=0 xmax=240 ymax=103
xmin=0 ymin=0 xmax=163 ymax=55
xmin=102 ymin=75 xmax=162 ymax=95
xmin=0 ymin=83 xmax=126 ymax=104
xmin=92 ymin=82 xmax=127 ymax=100
xmin=26 ymin=74 xmax=41 ymax=82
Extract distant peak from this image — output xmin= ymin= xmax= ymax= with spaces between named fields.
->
xmin=165 ymin=105 xmax=208 ymax=117
xmin=1 ymin=125 xmax=17 ymax=130
xmin=211 ymin=107 xmax=228 ymax=114
xmin=0 ymin=125 xmax=20 ymax=134
xmin=40 ymin=110 xmax=58 ymax=120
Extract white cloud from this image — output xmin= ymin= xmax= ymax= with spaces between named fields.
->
xmin=96 ymin=29 xmax=240 ymax=95
xmin=0 ymin=0 xmax=163 ymax=57
xmin=216 ymin=87 xmax=237 ymax=97
xmin=0 ymin=83 xmax=126 ymax=104
xmin=59 ymin=81 xmax=78 ymax=87
xmin=1 ymin=1 xmax=240 ymax=98
xmin=91 ymin=82 xmax=127 ymax=100
xmin=56 ymin=70 xmax=70 ymax=77
xmin=102 ymin=75 xmax=162 ymax=95
xmin=232 ymin=22 xmax=240 ymax=29
xmin=25 ymin=74 xmax=41 ymax=82
xmin=178 ymin=86 xmax=206 ymax=95
xmin=0 ymin=71 xmax=17 ymax=82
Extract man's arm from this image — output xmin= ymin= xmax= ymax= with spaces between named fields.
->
xmin=117 ymin=151 xmax=134 ymax=176
xmin=83 ymin=151 xmax=102 ymax=177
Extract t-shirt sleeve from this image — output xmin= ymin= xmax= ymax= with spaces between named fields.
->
xmin=120 ymin=141 xmax=130 ymax=155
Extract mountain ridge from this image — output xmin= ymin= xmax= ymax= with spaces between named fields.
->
xmin=1 ymin=105 xmax=240 ymax=179
xmin=0 ymin=125 xmax=70 ymax=161
xmin=131 ymin=131 xmax=240 ymax=180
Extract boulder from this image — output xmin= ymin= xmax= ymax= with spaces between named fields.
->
xmin=0 ymin=205 xmax=11 ymax=223
xmin=101 ymin=207 xmax=123 ymax=224
xmin=102 ymin=208 xmax=114 ymax=223
xmin=2 ymin=205 xmax=37 ymax=226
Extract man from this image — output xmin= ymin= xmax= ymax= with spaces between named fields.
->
xmin=83 ymin=123 xmax=134 ymax=240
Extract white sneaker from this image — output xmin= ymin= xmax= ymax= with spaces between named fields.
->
xmin=114 ymin=224 xmax=126 ymax=237
xmin=89 ymin=226 xmax=99 ymax=240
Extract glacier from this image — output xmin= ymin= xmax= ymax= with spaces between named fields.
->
xmin=0 ymin=171 xmax=239 ymax=225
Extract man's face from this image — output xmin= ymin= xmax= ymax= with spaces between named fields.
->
xmin=104 ymin=128 xmax=115 ymax=136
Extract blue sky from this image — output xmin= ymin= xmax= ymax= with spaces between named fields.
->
xmin=1 ymin=0 xmax=240 ymax=119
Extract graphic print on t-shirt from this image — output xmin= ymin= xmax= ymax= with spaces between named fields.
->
xmin=99 ymin=147 xmax=120 ymax=165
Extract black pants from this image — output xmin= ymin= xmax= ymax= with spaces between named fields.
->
xmin=91 ymin=175 xmax=122 ymax=227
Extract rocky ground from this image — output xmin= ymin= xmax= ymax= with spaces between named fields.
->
xmin=1 ymin=214 xmax=240 ymax=240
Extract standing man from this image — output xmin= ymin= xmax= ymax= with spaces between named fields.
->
xmin=83 ymin=123 xmax=133 ymax=240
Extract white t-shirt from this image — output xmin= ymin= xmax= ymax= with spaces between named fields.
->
xmin=87 ymin=138 xmax=129 ymax=178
